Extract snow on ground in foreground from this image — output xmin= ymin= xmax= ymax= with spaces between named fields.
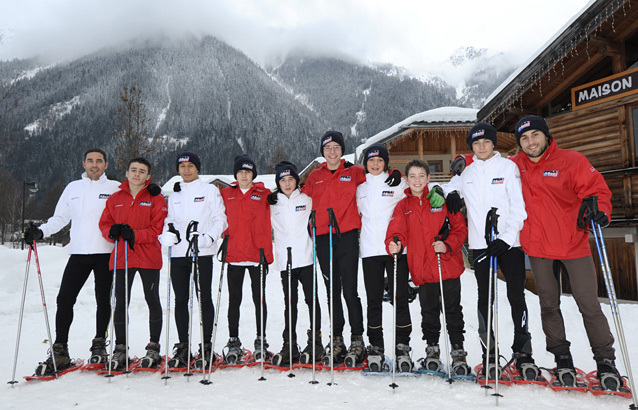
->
xmin=1 ymin=244 xmax=636 ymax=409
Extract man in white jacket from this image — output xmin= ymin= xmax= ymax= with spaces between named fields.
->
xmin=269 ymin=161 xmax=323 ymax=366
xmin=24 ymin=148 xmax=121 ymax=375
xmin=443 ymin=123 xmax=539 ymax=381
xmin=159 ymin=151 xmax=228 ymax=369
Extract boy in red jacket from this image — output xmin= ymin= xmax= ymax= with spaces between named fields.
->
xmin=220 ymin=154 xmax=273 ymax=363
xmin=386 ymin=159 xmax=469 ymax=376
xmin=99 ymin=157 xmax=167 ymax=370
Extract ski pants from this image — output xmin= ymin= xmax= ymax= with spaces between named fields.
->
xmin=114 ymin=268 xmax=163 ymax=346
xmin=280 ymin=264 xmax=322 ymax=343
xmin=472 ymin=247 xmax=532 ymax=355
xmin=227 ymin=264 xmax=267 ymax=339
xmin=529 ymin=256 xmax=615 ymax=362
xmin=316 ymin=229 xmax=364 ymax=337
xmin=362 ymin=255 xmax=412 ymax=349
xmin=170 ymin=256 xmax=214 ymax=344
xmin=55 ymin=253 xmax=112 ymax=344
xmin=419 ymin=276 xmax=465 ymax=348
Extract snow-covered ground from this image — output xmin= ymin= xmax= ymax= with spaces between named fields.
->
xmin=2 ymin=244 xmax=635 ymax=409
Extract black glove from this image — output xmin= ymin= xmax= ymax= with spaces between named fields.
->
xmin=109 ymin=224 xmax=123 ymax=240
xmin=147 ymin=183 xmax=161 ymax=196
xmin=173 ymin=182 xmax=181 ymax=192
xmin=384 ymin=169 xmax=402 ymax=187
xmin=487 ymin=239 xmax=510 ymax=257
xmin=23 ymin=224 xmax=44 ymax=243
xmin=167 ymin=223 xmax=181 ymax=244
xmin=120 ymin=224 xmax=135 ymax=250
xmin=577 ymin=197 xmax=610 ymax=229
xmin=450 ymin=155 xmax=467 ymax=176
xmin=344 ymin=161 xmax=354 ymax=168
xmin=267 ymin=191 xmax=278 ymax=205
xmin=446 ymin=191 xmax=464 ymax=214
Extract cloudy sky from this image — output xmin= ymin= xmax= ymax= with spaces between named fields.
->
xmin=1 ymin=0 xmax=592 ymax=78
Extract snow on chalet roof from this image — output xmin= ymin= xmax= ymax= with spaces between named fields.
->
xmin=355 ymin=106 xmax=478 ymax=160
xmin=161 ymin=174 xmax=277 ymax=196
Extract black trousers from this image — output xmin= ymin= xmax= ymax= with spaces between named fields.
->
xmin=280 ymin=265 xmax=322 ymax=343
xmin=362 ymin=255 xmax=412 ymax=349
xmin=316 ymin=229 xmax=364 ymax=337
xmin=114 ymin=268 xmax=162 ymax=346
xmin=170 ymin=256 xmax=214 ymax=344
xmin=227 ymin=264 xmax=267 ymax=339
xmin=419 ymin=276 xmax=465 ymax=347
xmin=55 ymin=254 xmax=112 ymax=344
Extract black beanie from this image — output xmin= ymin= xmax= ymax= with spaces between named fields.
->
xmin=514 ymin=115 xmax=550 ymax=146
xmin=233 ymin=154 xmax=257 ymax=180
xmin=320 ymin=131 xmax=345 ymax=156
xmin=363 ymin=143 xmax=390 ymax=168
xmin=274 ymin=161 xmax=300 ymax=190
xmin=467 ymin=123 xmax=497 ymax=150
xmin=176 ymin=150 xmax=201 ymax=172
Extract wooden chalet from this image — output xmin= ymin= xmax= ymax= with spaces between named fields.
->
xmin=478 ymin=0 xmax=638 ymax=300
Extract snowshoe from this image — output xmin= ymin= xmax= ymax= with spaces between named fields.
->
xmin=167 ymin=342 xmax=192 ymax=368
xmin=395 ymin=343 xmax=413 ymax=373
xmin=299 ymin=330 xmax=324 ymax=365
xmin=480 ymin=352 xmax=502 ymax=380
xmin=194 ymin=342 xmax=214 ymax=370
xmin=596 ymin=358 xmax=623 ymax=391
xmin=253 ymin=336 xmax=273 ymax=362
xmin=108 ymin=344 xmax=130 ymax=371
xmin=420 ymin=344 xmax=442 ymax=373
xmin=451 ymin=346 xmax=470 ymax=377
xmin=322 ymin=335 xmax=347 ymax=366
xmin=224 ymin=337 xmax=243 ymax=364
xmin=514 ymin=352 xmax=539 ymax=381
xmin=88 ymin=337 xmax=108 ymax=364
xmin=366 ymin=345 xmax=385 ymax=372
xmin=553 ymin=354 xmax=578 ymax=387
xmin=271 ymin=341 xmax=300 ymax=367
xmin=34 ymin=343 xmax=71 ymax=376
xmin=344 ymin=334 xmax=367 ymax=367
xmin=139 ymin=342 xmax=162 ymax=368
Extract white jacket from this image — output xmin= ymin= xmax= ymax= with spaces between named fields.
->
xmin=162 ymin=178 xmax=228 ymax=257
xmin=40 ymin=172 xmax=120 ymax=255
xmin=270 ymin=188 xmax=314 ymax=272
xmin=443 ymin=151 xmax=526 ymax=250
xmin=356 ymin=172 xmax=407 ymax=258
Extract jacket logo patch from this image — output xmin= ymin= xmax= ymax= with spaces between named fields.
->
xmin=430 ymin=207 xmax=443 ymax=213
xmin=340 ymin=176 xmax=351 ymax=182
xmin=194 ymin=196 xmax=205 ymax=202
xmin=251 ymin=194 xmax=261 ymax=201
xmin=381 ymin=191 xmax=394 ymax=197
xmin=543 ymin=170 xmax=559 ymax=178
xmin=140 ymin=201 xmax=152 ymax=207
xmin=99 ymin=194 xmax=111 ymax=199
xmin=590 ymin=166 xmax=596 ymax=173
xmin=491 ymin=178 xmax=504 ymax=185
xmin=295 ymin=205 xmax=307 ymax=212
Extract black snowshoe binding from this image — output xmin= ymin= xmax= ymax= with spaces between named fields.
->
xmin=140 ymin=342 xmax=162 ymax=368
xmin=554 ymin=354 xmax=577 ymax=387
xmin=322 ymin=335 xmax=347 ymax=366
xmin=395 ymin=343 xmax=413 ymax=372
xmin=514 ymin=352 xmax=539 ymax=381
xmin=366 ymin=345 xmax=385 ymax=372
xmin=596 ymin=358 xmax=623 ymax=391
xmin=271 ymin=341 xmax=300 ymax=367
xmin=194 ymin=342 xmax=214 ymax=369
xmin=344 ymin=335 xmax=367 ymax=367
xmin=300 ymin=330 xmax=324 ymax=364
xmin=253 ymin=336 xmax=273 ymax=362
xmin=451 ymin=346 xmax=470 ymax=376
xmin=224 ymin=337 xmax=242 ymax=364
xmin=419 ymin=344 xmax=443 ymax=372
xmin=35 ymin=343 xmax=71 ymax=376
xmin=108 ymin=344 xmax=129 ymax=371
xmin=88 ymin=337 xmax=108 ymax=364
xmin=167 ymin=342 xmax=192 ymax=368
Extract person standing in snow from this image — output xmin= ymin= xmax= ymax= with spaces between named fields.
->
xmin=99 ymin=157 xmax=167 ymax=370
xmin=356 ymin=143 xmax=413 ymax=372
xmin=269 ymin=161 xmax=323 ymax=366
xmin=220 ymin=154 xmax=273 ymax=363
xmin=510 ymin=115 xmax=619 ymax=388
xmin=443 ymin=123 xmax=537 ymax=380
xmin=26 ymin=148 xmax=120 ymax=375
xmin=159 ymin=151 xmax=227 ymax=369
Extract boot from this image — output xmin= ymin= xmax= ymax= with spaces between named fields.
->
xmin=514 ymin=352 xmax=539 ymax=381
xmin=224 ymin=337 xmax=243 ymax=364
xmin=482 ymin=351 xmax=500 ymax=380
xmin=35 ymin=343 xmax=71 ymax=376
xmin=419 ymin=344 xmax=442 ymax=373
xmin=451 ymin=345 xmax=470 ymax=376
xmin=271 ymin=341 xmax=300 ymax=367
xmin=108 ymin=344 xmax=129 ymax=371
xmin=253 ymin=336 xmax=273 ymax=362
xmin=597 ymin=358 xmax=623 ymax=391
xmin=140 ymin=342 xmax=162 ymax=368
xmin=395 ymin=343 xmax=413 ymax=372
xmin=194 ymin=342 xmax=214 ymax=369
xmin=344 ymin=334 xmax=367 ymax=367
xmin=300 ymin=330 xmax=324 ymax=364
xmin=88 ymin=337 xmax=108 ymax=364
xmin=555 ymin=354 xmax=577 ymax=387
xmin=167 ymin=342 xmax=192 ymax=368
xmin=322 ymin=335 xmax=347 ymax=366
xmin=367 ymin=345 xmax=385 ymax=372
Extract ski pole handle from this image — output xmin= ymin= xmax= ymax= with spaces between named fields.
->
xmin=219 ymin=234 xmax=229 ymax=263
xmin=259 ymin=248 xmax=267 ymax=266
xmin=392 ymin=236 xmax=401 ymax=256
xmin=310 ymin=210 xmax=316 ymax=229
xmin=287 ymin=247 xmax=292 ymax=270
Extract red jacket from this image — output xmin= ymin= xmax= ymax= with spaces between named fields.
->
xmin=302 ymin=159 xmax=366 ymax=235
xmin=99 ymin=180 xmax=167 ymax=270
xmin=385 ymin=187 xmax=467 ymax=285
xmin=510 ymin=139 xmax=612 ymax=259
xmin=221 ymin=182 xmax=273 ymax=264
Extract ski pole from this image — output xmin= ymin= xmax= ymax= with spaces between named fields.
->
xmin=490 ymin=228 xmax=502 ymax=404
xmin=310 ymin=210 xmax=319 ymax=385
xmin=124 ymin=240 xmax=130 ymax=375
xmin=327 ymin=208 xmax=335 ymax=386
xmin=162 ymin=223 xmax=176 ymax=385
xmin=390 ymin=236 xmax=400 ymax=390
xmin=434 ymin=236 xmax=452 ymax=385
xmin=287 ymin=247 xmax=295 ymax=378
xmin=482 ymin=208 xmax=498 ymax=394
xmin=258 ymin=248 xmax=267 ymax=382
xmin=184 ymin=220 xmax=198 ymax=380
xmin=8 ymin=242 xmax=33 ymax=386
xmin=206 ymin=234 xmax=229 ymax=384
xmin=106 ymin=240 xmax=118 ymax=380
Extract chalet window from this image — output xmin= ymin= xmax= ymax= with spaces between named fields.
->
xmin=428 ymin=160 xmax=442 ymax=174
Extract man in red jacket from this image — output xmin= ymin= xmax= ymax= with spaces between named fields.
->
xmin=386 ymin=159 xmax=469 ymax=376
xmin=220 ymin=154 xmax=273 ymax=363
xmin=511 ymin=115 xmax=618 ymax=389
xmin=99 ymin=157 xmax=167 ymax=370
